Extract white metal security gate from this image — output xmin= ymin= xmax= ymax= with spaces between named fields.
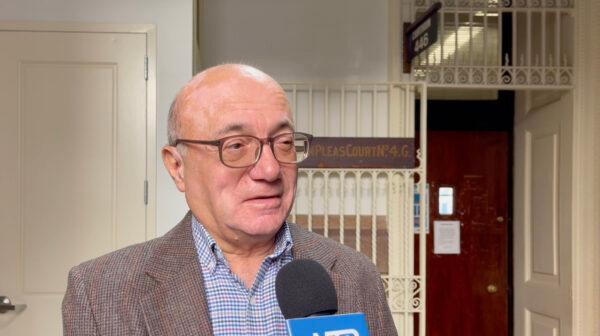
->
xmin=410 ymin=0 xmax=574 ymax=89
xmin=283 ymin=83 xmax=428 ymax=335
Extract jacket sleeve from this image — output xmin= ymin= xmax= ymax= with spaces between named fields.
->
xmin=62 ymin=267 xmax=99 ymax=336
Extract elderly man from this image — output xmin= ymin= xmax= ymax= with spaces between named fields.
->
xmin=63 ymin=64 xmax=397 ymax=335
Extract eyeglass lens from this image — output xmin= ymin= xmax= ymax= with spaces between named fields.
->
xmin=221 ymin=133 xmax=310 ymax=167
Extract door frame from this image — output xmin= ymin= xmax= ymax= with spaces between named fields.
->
xmin=0 ymin=22 xmax=157 ymax=239
xmin=573 ymin=0 xmax=600 ymax=334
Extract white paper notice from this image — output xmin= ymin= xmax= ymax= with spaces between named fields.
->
xmin=433 ymin=220 xmax=461 ymax=254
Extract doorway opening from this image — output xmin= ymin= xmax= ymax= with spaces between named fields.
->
xmin=415 ymin=91 xmax=514 ymax=336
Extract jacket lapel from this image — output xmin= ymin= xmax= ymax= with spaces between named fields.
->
xmin=289 ymin=223 xmax=337 ymax=271
xmin=140 ymin=212 xmax=214 ymax=336
xmin=289 ymin=223 xmax=359 ymax=314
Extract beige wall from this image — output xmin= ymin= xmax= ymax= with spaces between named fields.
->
xmin=198 ymin=0 xmax=389 ymax=82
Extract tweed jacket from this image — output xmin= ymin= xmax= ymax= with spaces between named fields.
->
xmin=62 ymin=212 xmax=398 ymax=336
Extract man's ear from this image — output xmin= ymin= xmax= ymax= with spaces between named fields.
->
xmin=162 ymin=146 xmax=186 ymax=192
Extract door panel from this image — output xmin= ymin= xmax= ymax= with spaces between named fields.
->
xmin=425 ymin=131 xmax=509 ymax=336
xmin=0 ymin=30 xmax=149 ymax=335
xmin=514 ymin=92 xmax=572 ymax=336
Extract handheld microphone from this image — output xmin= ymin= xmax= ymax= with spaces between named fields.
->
xmin=276 ymin=259 xmax=370 ymax=336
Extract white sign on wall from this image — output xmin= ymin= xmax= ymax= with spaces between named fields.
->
xmin=433 ymin=220 xmax=461 ymax=254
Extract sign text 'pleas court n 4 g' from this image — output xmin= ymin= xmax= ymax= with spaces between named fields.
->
xmin=299 ymin=137 xmax=415 ymax=169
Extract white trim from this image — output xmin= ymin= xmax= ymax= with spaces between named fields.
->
xmin=0 ymin=22 xmax=158 ymax=241
xmin=0 ymin=21 xmax=155 ymax=33
xmin=572 ymin=0 xmax=600 ymax=334
xmin=145 ymin=26 xmax=158 ymax=240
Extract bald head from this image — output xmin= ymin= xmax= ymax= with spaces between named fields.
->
xmin=167 ymin=64 xmax=287 ymax=146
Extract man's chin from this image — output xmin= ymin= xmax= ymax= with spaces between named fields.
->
xmin=240 ymin=215 xmax=286 ymax=237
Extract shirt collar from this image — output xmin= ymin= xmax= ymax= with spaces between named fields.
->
xmin=191 ymin=215 xmax=293 ymax=274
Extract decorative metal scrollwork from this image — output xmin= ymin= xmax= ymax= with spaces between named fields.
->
xmin=473 ymin=0 xmax=486 ymax=7
xmin=487 ymin=69 xmax=499 ymax=84
xmin=531 ymin=70 xmax=542 ymax=84
xmin=429 ymin=69 xmax=441 ymax=84
xmin=444 ymin=0 xmax=456 ymax=8
xmin=560 ymin=70 xmax=571 ymax=85
xmin=382 ymin=276 xmax=423 ymax=313
xmin=415 ymin=148 xmax=423 ymax=168
xmin=516 ymin=0 xmax=527 ymax=7
xmin=472 ymin=69 xmax=484 ymax=84
xmin=413 ymin=65 xmax=573 ymax=87
xmin=411 ymin=0 xmax=574 ymax=88
xmin=501 ymin=69 xmax=512 ymax=84
xmin=516 ymin=69 xmax=527 ymax=84
xmin=443 ymin=69 xmax=455 ymax=84
xmin=458 ymin=69 xmax=469 ymax=84
xmin=545 ymin=69 xmax=556 ymax=84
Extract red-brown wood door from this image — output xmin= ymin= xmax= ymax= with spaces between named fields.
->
xmin=420 ymin=131 xmax=509 ymax=335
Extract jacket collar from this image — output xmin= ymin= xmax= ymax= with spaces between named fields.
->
xmin=140 ymin=211 xmax=214 ymax=336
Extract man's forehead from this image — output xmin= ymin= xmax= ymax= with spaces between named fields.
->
xmin=182 ymin=86 xmax=291 ymax=121
xmin=180 ymin=66 xmax=288 ymax=112
xmin=182 ymin=64 xmax=281 ymax=100
xmin=173 ymin=64 xmax=294 ymax=136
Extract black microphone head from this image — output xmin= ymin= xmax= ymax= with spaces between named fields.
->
xmin=276 ymin=259 xmax=338 ymax=319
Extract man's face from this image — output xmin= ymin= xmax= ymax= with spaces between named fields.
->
xmin=174 ymin=77 xmax=297 ymax=244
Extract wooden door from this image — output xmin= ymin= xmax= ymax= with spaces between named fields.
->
xmin=0 ymin=28 xmax=152 ymax=335
xmin=424 ymin=131 xmax=509 ymax=335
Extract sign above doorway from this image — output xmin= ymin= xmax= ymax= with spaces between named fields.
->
xmin=299 ymin=137 xmax=415 ymax=169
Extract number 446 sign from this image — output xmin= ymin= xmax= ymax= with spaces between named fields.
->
xmin=405 ymin=2 xmax=442 ymax=63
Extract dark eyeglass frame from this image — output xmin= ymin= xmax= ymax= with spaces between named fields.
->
xmin=173 ymin=132 xmax=313 ymax=168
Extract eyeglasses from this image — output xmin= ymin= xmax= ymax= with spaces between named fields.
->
xmin=173 ymin=132 xmax=313 ymax=168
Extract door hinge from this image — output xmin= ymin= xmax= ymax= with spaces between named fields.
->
xmin=144 ymin=55 xmax=149 ymax=81
xmin=144 ymin=180 xmax=149 ymax=205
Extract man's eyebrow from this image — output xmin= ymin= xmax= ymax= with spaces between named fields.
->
xmin=214 ymin=123 xmax=247 ymax=138
xmin=214 ymin=119 xmax=295 ymax=138
xmin=273 ymin=120 xmax=295 ymax=133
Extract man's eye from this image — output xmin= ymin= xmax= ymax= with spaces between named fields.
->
xmin=226 ymin=142 xmax=245 ymax=150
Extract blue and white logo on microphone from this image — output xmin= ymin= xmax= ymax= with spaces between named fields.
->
xmin=286 ymin=312 xmax=370 ymax=336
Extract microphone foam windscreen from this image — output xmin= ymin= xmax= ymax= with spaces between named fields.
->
xmin=276 ymin=259 xmax=338 ymax=319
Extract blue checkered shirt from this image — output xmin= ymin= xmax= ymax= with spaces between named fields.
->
xmin=191 ymin=216 xmax=294 ymax=335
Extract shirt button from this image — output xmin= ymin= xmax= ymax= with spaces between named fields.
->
xmin=249 ymin=296 xmax=256 ymax=305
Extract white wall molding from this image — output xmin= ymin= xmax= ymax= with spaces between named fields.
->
xmin=572 ymin=0 xmax=600 ymax=334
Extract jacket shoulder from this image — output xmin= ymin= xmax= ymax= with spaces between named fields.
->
xmin=67 ymin=213 xmax=194 ymax=300
xmin=289 ymin=223 xmax=380 ymax=278
xmin=70 ymin=237 xmax=158 ymax=284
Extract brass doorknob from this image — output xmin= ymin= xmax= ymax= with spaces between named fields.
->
xmin=486 ymin=284 xmax=498 ymax=294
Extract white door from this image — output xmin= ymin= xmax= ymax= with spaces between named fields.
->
xmin=0 ymin=29 xmax=151 ymax=335
xmin=514 ymin=92 xmax=573 ymax=336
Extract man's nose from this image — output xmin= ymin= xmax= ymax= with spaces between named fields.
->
xmin=249 ymin=143 xmax=281 ymax=182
